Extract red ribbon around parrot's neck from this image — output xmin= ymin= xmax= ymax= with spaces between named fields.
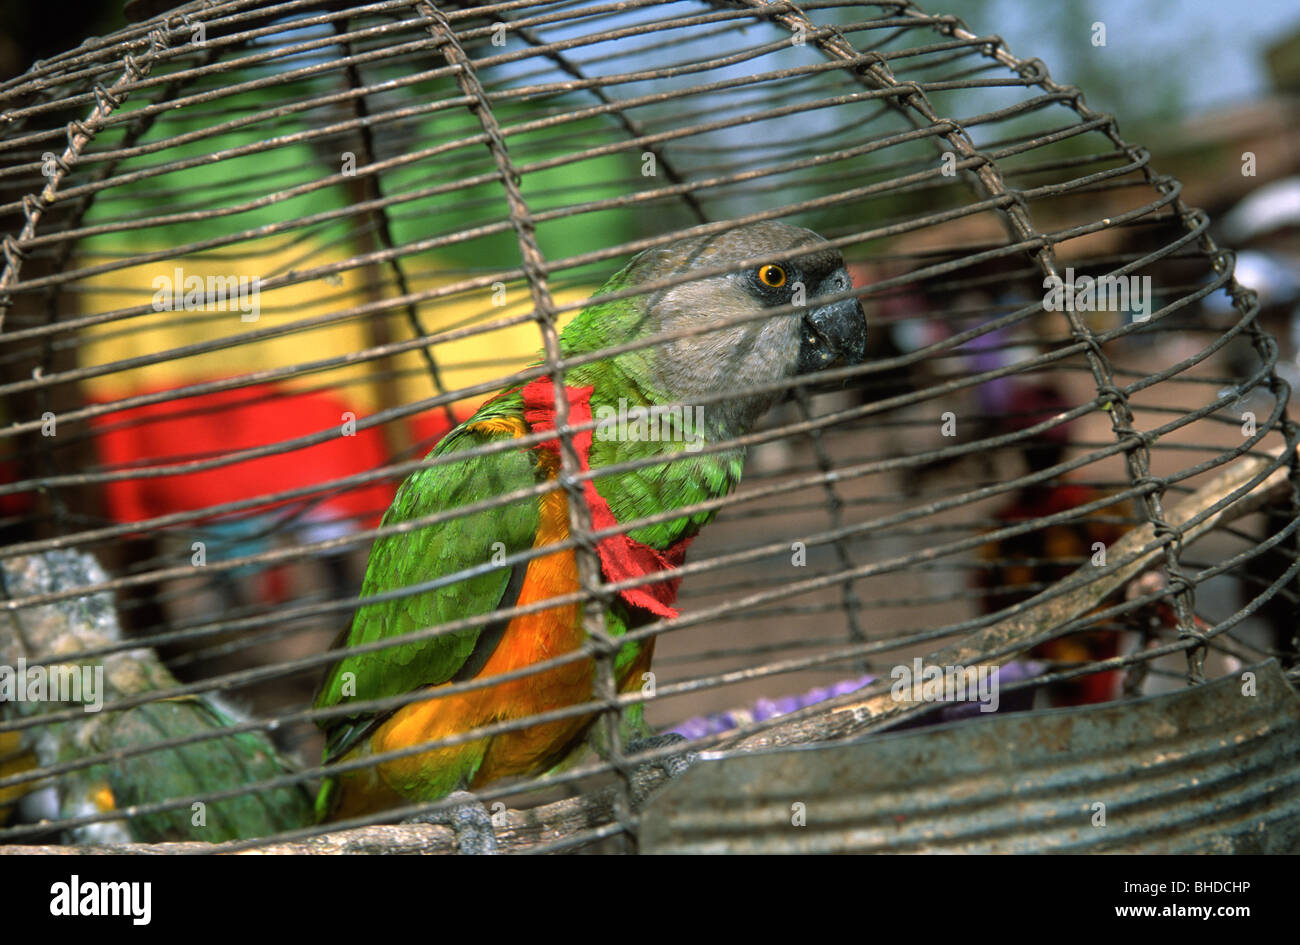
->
xmin=521 ymin=377 xmax=692 ymax=619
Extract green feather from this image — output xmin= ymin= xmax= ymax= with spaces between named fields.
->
xmin=88 ymin=699 xmax=312 ymax=843
xmin=313 ymin=391 xmax=539 ymax=760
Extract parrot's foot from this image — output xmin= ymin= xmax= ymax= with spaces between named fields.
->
xmin=623 ymin=733 xmax=698 ymax=807
xmin=402 ymin=790 xmax=498 ymax=855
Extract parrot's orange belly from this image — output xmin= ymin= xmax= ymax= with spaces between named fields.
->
xmin=339 ymin=480 xmax=650 ymax=812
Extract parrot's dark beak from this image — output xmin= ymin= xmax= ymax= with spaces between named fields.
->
xmin=796 ymin=294 xmax=867 ymax=376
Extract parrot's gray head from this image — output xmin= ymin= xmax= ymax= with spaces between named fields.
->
xmin=610 ymin=221 xmax=867 ymax=433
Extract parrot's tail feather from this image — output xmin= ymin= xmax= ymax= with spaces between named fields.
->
xmin=314 ymin=779 xmax=337 ymax=824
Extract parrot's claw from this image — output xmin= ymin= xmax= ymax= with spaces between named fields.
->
xmin=403 ymin=790 xmax=499 ymax=855
xmin=624 ymin=733 xmax=698 ymax=807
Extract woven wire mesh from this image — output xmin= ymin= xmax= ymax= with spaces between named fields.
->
xmin=0 ymin=0 xmax=1297 ymax=853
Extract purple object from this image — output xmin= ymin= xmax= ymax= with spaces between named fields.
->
xmin=669 ymin=662 xmax=1045 ymax=739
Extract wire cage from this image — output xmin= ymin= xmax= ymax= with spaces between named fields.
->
xmin=1 ymin=0 xmax=1298 ymax=854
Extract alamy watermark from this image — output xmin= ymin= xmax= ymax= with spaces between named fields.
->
xmin=1043 ymin=267 xmax=1152 ymax=322
xmin=891 ymin=658 xmax=999 ymax=713
xmin=50 ymin=875 xmax=151 ymax=925
xmin=594 ymin=398 xmax=705 ymax=452
xmin=152 ymin=267 xmax=261 ymax=322
xmin=0 ymin=658 xmax=104 ymax=713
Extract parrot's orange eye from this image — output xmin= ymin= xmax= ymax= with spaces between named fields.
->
xmin=758 ymin=264 xmax=787 ymax=288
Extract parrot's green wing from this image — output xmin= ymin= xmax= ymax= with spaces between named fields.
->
xmin=314 ymin=390 xmax=541 ymax=761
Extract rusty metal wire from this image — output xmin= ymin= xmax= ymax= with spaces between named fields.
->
xmin=0 ymin=0 xmax=1297 ymax=854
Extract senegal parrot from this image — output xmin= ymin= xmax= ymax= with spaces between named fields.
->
xmin=314 ymin=221 xmax=867 ymax=823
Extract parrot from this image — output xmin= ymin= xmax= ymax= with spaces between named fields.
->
xmin=35 ymin=695 xmax=315 ymax=844
xmin=313 ymin=221 xmax=868 ymax=826
xmin=0 ymin=550 xmax=314 ymax=845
